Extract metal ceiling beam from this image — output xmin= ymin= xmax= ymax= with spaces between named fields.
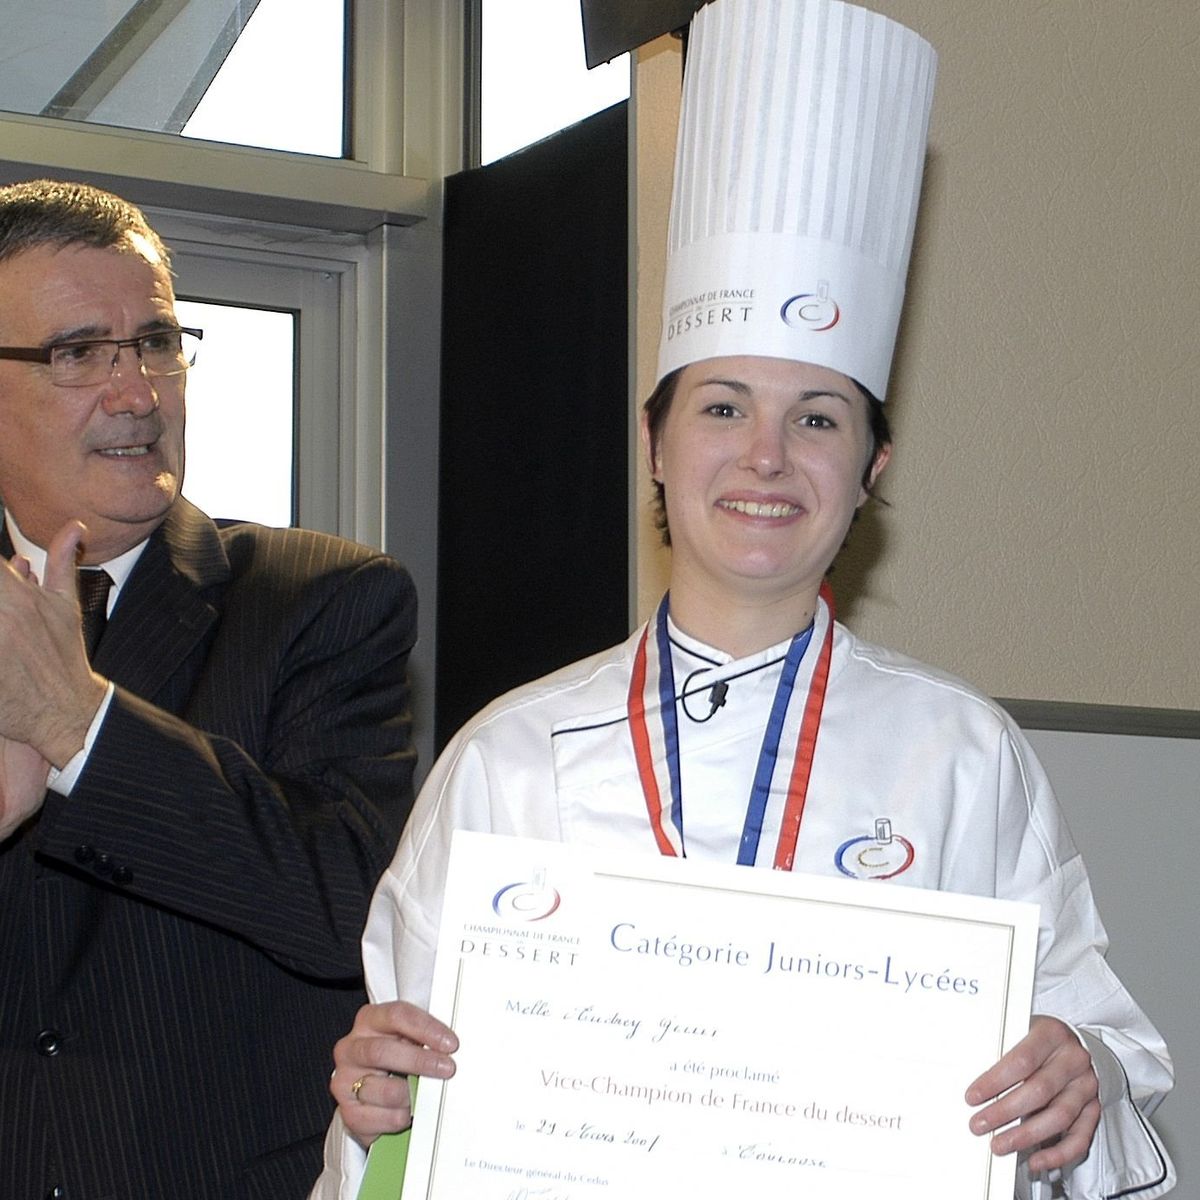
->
xmin=42 ymin=0 xmax=194 ymax=120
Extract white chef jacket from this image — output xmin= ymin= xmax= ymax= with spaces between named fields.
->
xmin=312 ymin=597 xmax=1175 ymax=1199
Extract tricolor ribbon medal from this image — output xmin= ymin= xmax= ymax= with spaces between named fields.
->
xmin=627 ymin=584 xmax=836 ymax=870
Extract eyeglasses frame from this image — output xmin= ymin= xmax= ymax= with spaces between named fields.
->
xmin=0 ymin=326 xmax=204 ymax=386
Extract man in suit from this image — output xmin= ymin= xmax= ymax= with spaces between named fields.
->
xmin=0 ymin=179 xmax=417 ymax=1198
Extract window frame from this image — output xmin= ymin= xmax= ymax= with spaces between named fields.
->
xmin=167 ymin=241 xmax=344 ymax=534
xmin=0 ymin=0 xmax=465 ymax=229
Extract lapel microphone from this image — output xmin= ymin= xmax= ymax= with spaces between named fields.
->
xmin=681 ymin=671 xmax=730 ymax=724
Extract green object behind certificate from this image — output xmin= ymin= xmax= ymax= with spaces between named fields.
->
xmin=356 ymin=1079 xmax=417 ymax=1200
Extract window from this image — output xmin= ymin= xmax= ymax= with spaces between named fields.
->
xmin=182 ymin=0 xmax=347 ymax=156
xmin=0 ymin=0 xmax=347 ymax=158
xmin=478 ymin=0 xmax=629 ymax=164
xmin=165 ymin=229 xmax=346 ymax=536
xmin=174 ymin=299 xmax=296 ymax=528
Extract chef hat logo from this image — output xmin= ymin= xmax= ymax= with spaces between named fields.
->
xmin=657 ymin=0 xmax=937 ymax=400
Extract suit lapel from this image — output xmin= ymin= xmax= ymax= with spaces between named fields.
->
xmin=94 ymin=499 xmax=230 ymax=703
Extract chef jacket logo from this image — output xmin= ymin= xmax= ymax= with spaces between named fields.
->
xmin=835 ymin=818 xmax=914 ymax=880
xmin=492 ymin=868 xmax=561 ymax=921
xmin=780 ymin=280 xmax=841 ymax=332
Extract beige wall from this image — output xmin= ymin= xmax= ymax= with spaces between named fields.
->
xmin=632 ymin=4 xmax=1199 ymax=710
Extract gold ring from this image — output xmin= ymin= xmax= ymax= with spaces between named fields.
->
xmin=351 ymin=1075 xmax=370 ymax=1103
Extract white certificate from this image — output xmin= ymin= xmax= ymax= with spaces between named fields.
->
xmin=399 ymin=831 xmax=1038 ymax=1200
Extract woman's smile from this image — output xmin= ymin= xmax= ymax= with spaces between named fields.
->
xmin=716 ymin=495 xmax=804 ymax=519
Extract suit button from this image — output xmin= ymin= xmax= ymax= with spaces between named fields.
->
xmin=35 ymin=1029 xmax=62 ymax=1056
xmin=74 ymin=845 xmax=95 ymax=864
xmin=111 ymin=865 xmax=133 ymax=885
xmin=94 ymin=854 xmax=113 ymax=877
xmin=45 ymin=1187 xmax=66 ymax=1199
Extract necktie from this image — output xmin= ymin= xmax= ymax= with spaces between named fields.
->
xmin=77 ymin=569 xmax=113 ymax=661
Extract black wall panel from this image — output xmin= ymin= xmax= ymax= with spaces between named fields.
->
xmin=436 ymin=102 xmax=629 ymax=749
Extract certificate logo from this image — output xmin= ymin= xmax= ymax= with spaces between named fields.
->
xmin=780 ymin=280 xmax=841 ymax=332
xmin=835 ymin=818 xmax=915 ymax=880
xmin=492 ymin=868 xmax=561 ymax=921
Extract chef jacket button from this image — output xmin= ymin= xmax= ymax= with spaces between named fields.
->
xmin=35 ymin=1029 xmax=62 ymax=1056
xmin=111 ymin=864 xmax=133 ymax=886
xmin=94 ymin=854 xmax=114 ymax=877
xmin=73 ymin=845 xmax=95 ymax=864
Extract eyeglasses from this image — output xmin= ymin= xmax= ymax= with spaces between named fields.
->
xmin=0 ymin=327 xmax=203 ymax=388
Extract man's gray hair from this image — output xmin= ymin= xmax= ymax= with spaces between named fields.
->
xmin=0 ymin=179 xmax=170 ymax=267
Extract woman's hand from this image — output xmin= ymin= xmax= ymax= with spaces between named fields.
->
xmin=966 ymin=1014 xmax=1101 ymax=1175
xmin=330 ymin=1000 xmax=459 ymax=1147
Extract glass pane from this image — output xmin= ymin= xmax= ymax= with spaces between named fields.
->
xmin=182 ymin=0 xmax=345 ymax=155
xmin=0 ymin=0 xmax=346 ymax=158
xmin=175 ymin=298 xmax=295 ymax=528
xmin=481 ymin=0 xmax=629 ymax=164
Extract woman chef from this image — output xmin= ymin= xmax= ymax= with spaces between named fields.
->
xmin=311 ymin=2 xmax=1175 ymax=1197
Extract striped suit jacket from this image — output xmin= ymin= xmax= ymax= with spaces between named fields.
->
xmin=0 ymin=498 xmax=416 ymax=1199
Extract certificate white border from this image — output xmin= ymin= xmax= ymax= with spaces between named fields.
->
xmin=401 ymin=831 xmax=1039 ymax=1200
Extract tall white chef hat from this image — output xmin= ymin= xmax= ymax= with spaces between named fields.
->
xmin=657 ymin=0 xmax=937 ymax=400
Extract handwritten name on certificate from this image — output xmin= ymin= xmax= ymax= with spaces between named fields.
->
xmin=398 ymin=831 xmax=1038 ymax=1200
